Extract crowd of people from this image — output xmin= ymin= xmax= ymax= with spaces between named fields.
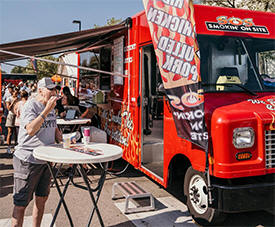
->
xmin=1 ymin=79 xmax=96 ymax=154
xmin=1 ymin=77 xmax=99 ymax=226
xmin=1 ymin=82 xmax=37 ymax=153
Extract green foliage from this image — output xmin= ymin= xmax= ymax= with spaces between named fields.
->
xmin=93 ymin=17 xmax=122 ymax=28
xmin=106 ymin=17 xmax=122 ymax=26
xmin=202 ymin=0 xmax=274 ymax=12
xmin=11 ymin=66 xmax=25 ymax=73
xmin=11 ymin=56 xmax=58 ymax=80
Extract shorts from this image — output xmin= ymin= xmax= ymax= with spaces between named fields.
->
xmin=13 ymin=156 xmax=51 ymax=207
xmin=5 ymin=113 xmax=15 ymax=127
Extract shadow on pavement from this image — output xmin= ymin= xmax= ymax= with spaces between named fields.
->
xmin=221 ymin=210 xmax=275 ymax=227
xmin=0 ymin=173 xmax=14 ymax=197
xmin=0 ymin=152 xmax=13 ymax=159
xmin=108 ymin=221 xmax=135 ymax=227
xmin=105 ymin=160 xmax=144 ymax=178
xmin=0 ymin=163 xmax=13 ymax=170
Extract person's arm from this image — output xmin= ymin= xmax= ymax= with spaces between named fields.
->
xmin=75 ymin=96 xmax=80 ymax=105
xmin=5 ymin=100 xmax=11 ymax=110
xmin=6 ymin=97 xmax=17 ymax=111
xmin=55 ymin=127 xmax=62 ymax=143
xmin=8 ymin=97 xmax=19 ymax=112
xmin=60 ymin=111 xmax=66 ymax=118
xmin=25 ymin=96 xmax=58 ymax=136
xmin=14 ymin=101 xmax=21 ymax=117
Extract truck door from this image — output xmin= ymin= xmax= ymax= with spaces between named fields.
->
xmin=140 ymin=44 xmax=164 ymax=178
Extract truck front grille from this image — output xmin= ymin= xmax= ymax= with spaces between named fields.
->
xmin=265 ymin=130 xmax=275 ymax=169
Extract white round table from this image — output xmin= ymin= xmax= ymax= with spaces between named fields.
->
xmin=56 ymin=118 xmax=91 ymax=132
xmin=33 ymin=143 xmax=122 ymax=164
xmin=56 ymin=118 xmax=91 ymax=125
xmin=33 ymin=143 xmax=122 ymax=227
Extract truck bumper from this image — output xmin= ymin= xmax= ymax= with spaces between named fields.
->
xmin=211 ymin=175 xmax=275 ymax=212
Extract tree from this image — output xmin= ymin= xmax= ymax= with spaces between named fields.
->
xmin=106 ymin=17 xmax=122 ymax=26
xmin=10 ymin=56 xmax=58 ymax=80
xmin=93 ymin=17 xmax=122 ymax=28
xmin=201 ymin=0 xmax=274 ymax=12
xmin=11 ymin=65 xmax=25 ymax=73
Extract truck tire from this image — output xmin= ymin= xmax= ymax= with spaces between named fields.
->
xmin=184 ymin=166 xmax=226 ymax=226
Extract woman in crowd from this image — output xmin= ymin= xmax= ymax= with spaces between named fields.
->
xmin=55 ymin=94 xmax=68 ymax=118
xmin=62 ymin=86 xmax=79 ymax=106
xmin=15 ymin=90 xmax=29 ymax=133
xmin=5 ymin=88 xmax=19 ymax=153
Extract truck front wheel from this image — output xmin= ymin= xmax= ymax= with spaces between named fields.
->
xmin=184 ymin=166 xmax=226 ymax=225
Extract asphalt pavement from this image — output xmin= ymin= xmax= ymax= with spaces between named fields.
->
xmin=0 ymin=144 xmax=274 ymax=227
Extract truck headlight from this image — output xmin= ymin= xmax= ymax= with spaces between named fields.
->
xmin=233 ymin=127 xmax=255 ymax=149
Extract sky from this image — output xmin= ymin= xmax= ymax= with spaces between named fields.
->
xmin=0 ymin=0 xmax=145 ymax=72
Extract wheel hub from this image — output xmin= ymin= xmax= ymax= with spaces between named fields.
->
xmin=189 ymin=175 xmax=208 ymax=214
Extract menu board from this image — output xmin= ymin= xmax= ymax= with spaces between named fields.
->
xmin=113 ymin=36 xmax=124 ymax=85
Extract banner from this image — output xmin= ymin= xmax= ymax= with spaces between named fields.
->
xmin=58 ymin=53 xmax=79 ymax=79
xmin=142 ymin=0 xmax=207 ymax=149
xmin=31 ymin=58 xmax=38 ymax=72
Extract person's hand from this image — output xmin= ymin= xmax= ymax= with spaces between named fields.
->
xmin=70 ymin=131 xmax=80 ymax=144
xmin=44 ymin=96 xmax=58 ymax=113
xmin=71 ymin=138 xmax=77 ymax=144
xmin=60 ymin=111 xmax=66 ymax=118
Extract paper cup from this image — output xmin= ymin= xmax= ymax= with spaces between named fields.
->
xmin=83 ymin=127 xmax=90 ymax=137
xmin=83 ymin=127 xmax=90 ymax=145
xmin=62 ymin=134 xmax=71 ymax=148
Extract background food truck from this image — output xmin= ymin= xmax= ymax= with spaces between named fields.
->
xmin=76 ymin=4 xmax=275 ymax=225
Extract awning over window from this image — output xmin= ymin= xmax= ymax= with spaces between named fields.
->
xmin=0 ymin=22 xmax=128 ymax=62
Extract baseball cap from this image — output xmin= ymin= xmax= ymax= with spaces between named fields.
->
xmin=37 ymin=77 xmax=56 ymax=89
xmin=7 ymin=83 xmax=13 ymax=88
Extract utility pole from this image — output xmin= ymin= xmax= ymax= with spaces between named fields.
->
xmin=72 ymin=20 xmax=81 ymax=31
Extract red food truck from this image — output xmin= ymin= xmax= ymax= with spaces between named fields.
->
xmin=1 ymin=3 xmax=273 ymax=225
xmin=76 ymin=4 xmax=275 ymax=225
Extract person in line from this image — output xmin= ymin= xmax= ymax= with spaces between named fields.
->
xmin=62 ymin=86 xmax=85 ymax=115
xmin=3 ymin=83 xmax=13 ymax=103
xmin=14 ymin=90 xmax=29 ymax=134
xmin=62 ymin=86 xmax=79 ymax=106
xmin=85 ymin=83 xmax=92 ymax=95
xmin=2 ymin=84 xmax=14 ymax=116
xmin=55 ymin=94 xmax=68 ymax=118
xmin=25 ymin=82 xmax=32 ymax=95
xmin=17 ymin=81 xmax=24 ymax=91
xmin=12 ymin=77 xmax=62 ymax=227
xmin=5 ymin=87 xmax=19 ymax=154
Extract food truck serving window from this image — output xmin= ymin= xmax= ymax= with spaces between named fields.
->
xmin=79 ymin=47 xmax=112 ymax=91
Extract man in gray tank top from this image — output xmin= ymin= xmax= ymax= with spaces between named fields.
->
xmin=12 ymin=77 xmax=62 ymax=227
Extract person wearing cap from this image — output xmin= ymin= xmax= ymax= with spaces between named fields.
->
xmin=12 ymin=77 xmax=62 ymax=227
xmin=18 ymin=81 xmax=24 ymax=89
xmin=2 ymin=83 xmax=13 ymax=104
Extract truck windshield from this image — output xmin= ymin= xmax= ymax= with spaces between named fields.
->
xmin=198 ymin=35 xmax=275 ymax=93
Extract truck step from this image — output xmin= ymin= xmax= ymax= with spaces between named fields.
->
xmin=112 ymin=181 xmax=155 ymax=214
